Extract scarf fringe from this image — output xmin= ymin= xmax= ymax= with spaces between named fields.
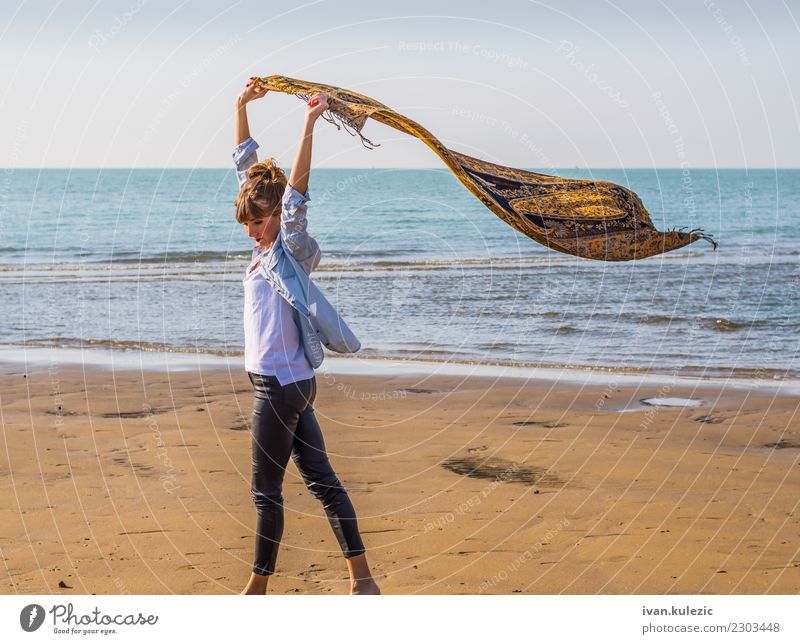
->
xmin=671 ymin=226 xmax=718 ymax=250
xmin=294 ymin=93 xmax=380 ymax=150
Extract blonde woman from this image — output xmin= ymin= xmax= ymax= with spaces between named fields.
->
xmin=233 ymin=79 xmax=379 ymax=595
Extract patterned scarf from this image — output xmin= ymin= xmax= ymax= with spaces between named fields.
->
xmin=252 ymin=75 xmax=716 ymax=261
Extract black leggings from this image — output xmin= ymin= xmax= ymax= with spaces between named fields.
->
xmin=247 ymin=372 xmax=366 ymax=575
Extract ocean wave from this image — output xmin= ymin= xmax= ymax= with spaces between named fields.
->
xmin=100 ymin=250 xmax=250 ymax=264
xmin=324 ymin=248 xmax=411 ymax=259
xmin=643 ymin=251 xmax=707 ymax=260
xmin=698 ymin=317 xmax=756 ymax=333
xmin=632 ymin=314 xmax=678 ymax=325
xmin=620 ymin=316 xmax=772 ymax=333
xmin=314 ymin=255 xmax=576 ymax=272
xmin=626 ymin=314 xmax=762 ymax=329
xmin=538 ymin=312 xmax=778 ymax=332
xmin=20 ymin=337 xmax=242 ymax=356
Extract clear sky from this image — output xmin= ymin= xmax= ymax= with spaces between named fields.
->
xmin=2 ymin=0 xmax=798 ymax=168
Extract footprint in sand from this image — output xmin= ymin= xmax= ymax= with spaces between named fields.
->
xmin=694 ymin=414 xmax=726 ymax=424
xmin=110 ymin=455 xmax=154 ymax=475
xmin=764 ymin=439 xmax=800 ymax=449
xmin=467 ymin=445 xmax=488 ymax=453
xmin=230 ymin=415 xmax=251 ymax=432
xmin=45 ymin=408 xmax=83 ymax=417
xmin=100 ymin=405 xmax=168 ymax=419
xmin=441 ymin=454 xmax=566 ymax=488
xmin=512 ymin=420 xmax=567 ymax=428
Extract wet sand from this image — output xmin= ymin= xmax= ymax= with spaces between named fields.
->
xmin=1 ymin=360 xmax=798 ymax=594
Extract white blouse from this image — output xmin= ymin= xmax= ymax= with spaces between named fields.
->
xmin=242 ymin=248 xmax=314 ymax=385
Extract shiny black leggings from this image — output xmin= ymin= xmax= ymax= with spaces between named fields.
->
xmin=247 ymin=372 xmax=366 ymax=576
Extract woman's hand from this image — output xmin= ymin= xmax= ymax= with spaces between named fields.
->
xmin=237 ymin=77 xmax=268 ymax=106
xmin=305 ymin=93 xmax=329 ymax=124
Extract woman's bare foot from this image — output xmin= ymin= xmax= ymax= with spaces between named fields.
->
xmin=239 ymin=571 xmax=269 ymax=595
xmin=351 ymin=578 xmax=381 ymax=595
xmin=346 ymin=553 xmax=381 ymax=595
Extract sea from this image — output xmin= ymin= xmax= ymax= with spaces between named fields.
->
xmin=1 ymin=166 xmax=798 ymax=379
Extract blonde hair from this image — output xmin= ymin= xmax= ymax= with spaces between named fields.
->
xmin=235 ymin=159 xmax=287 ymax=224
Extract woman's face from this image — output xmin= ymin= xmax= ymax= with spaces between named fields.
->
xmin=243 ymin=216 xmax=281 ymax=249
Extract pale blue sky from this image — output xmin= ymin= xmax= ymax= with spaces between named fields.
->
xmin=2 ymin=0 xmax=798 ymax=168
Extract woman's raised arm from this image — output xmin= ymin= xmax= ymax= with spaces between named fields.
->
xmin=288 ymin=93 xmax=328 ymax=195
xmin=235 ymin=78 xmax=268 ymax=145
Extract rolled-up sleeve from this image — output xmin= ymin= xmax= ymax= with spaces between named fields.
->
xmin=233 ymin=137 xmax=259 ymax=189
xmin=281 ymin=183 xmax=321 ymax=273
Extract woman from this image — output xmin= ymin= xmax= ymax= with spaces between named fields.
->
xmin=233 ymin=79 xmax=379 ymax=595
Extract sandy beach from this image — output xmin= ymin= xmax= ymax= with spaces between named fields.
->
xmin=1 ymin=358 xmax=798 ymax=595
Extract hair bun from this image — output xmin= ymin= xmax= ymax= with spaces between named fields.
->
xmin=247 ymin=158 xmax=283 ymax=183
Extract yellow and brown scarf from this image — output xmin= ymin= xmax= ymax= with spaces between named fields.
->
xmin=252 ymin=75 xmax=716 ymax=261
